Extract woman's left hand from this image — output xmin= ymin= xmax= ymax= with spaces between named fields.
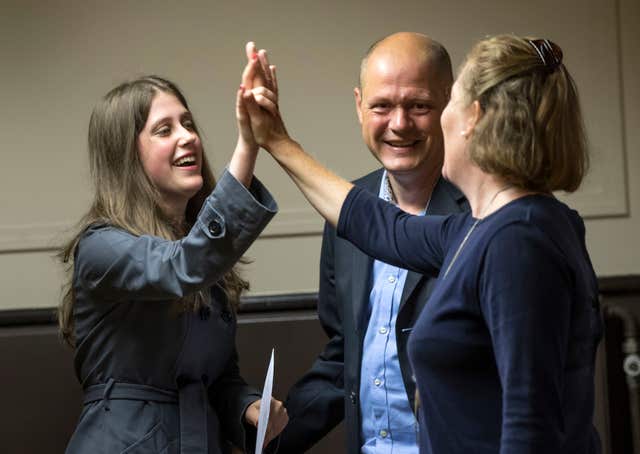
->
xmin=245 ymin=397 xmax=289 ymax=449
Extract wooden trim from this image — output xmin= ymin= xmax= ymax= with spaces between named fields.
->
xmin=0 ymin=292 xmax=319 ymax=327
xmin=2 ymin=275 xmax=639 ymax=327
xmin=599 ymin=275 xmax=640 ymax=295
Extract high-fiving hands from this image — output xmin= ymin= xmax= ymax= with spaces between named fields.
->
xmin=237 ymin=40 xmax=352 ymax=232
xmin=229 ymin=42 xmax=280 ymax=186
xmin=237 ymin=42 xmax=290 ymax=152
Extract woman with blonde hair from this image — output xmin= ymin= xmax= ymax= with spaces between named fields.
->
xmin=242 ymin=35 xmax=602 ymax=453
xmin=60 ymin=51 xmax=287 ymax=453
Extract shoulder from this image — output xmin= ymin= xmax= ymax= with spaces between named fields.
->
xmin=75 ymin=224 xmax=141 ymax=269
xmin=480 ymin=197 xmax=579 ymax=278
xmin=352 ymin=168 xmax=384 ymax=192
xmin=430 ymin=177 xmax=469 ymax=214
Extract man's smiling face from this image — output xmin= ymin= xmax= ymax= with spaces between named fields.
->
xmin=355 ymin=47 xmax=449 ymax=178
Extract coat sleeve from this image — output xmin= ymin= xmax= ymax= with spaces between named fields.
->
xmin=208 ymin=346 xmax=262 ymax=452
xmin=275 ymin=221 xmax=345 ymax=453
xmin=337 ymin=186 xmax=450 ymax=276
xmin=74 ymin=171 xmax=277 ymax=301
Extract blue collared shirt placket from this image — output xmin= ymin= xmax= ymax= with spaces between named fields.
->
xmin=359 ymin=171 xmax=421 ymax=454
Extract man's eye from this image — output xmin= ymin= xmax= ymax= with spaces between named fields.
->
xmin=412 ymin=103 xmax=431 ymax=112
xmin=371 ymin=104 xmax=390 ymax=113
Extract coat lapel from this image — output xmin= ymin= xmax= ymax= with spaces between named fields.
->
xmin=352 ymin=249 xmax=373 ymax=333
xmin=398 ymin=177 xmax=467 ymax=312
xmin=350 ymin=170 xmax=383 ymax=333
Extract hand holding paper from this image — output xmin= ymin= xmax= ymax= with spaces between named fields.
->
xmin=244 ymin=349 xmax=288 ymax=453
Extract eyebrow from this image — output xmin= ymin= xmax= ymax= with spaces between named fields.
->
xmin=367 ymin=95 xmax=436 ymax=105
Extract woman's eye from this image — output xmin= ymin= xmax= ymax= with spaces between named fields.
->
xmin=155 ymin=126 xmax=170 ymax=136
xmin=183 ymin=120 xmax=195 ymax=130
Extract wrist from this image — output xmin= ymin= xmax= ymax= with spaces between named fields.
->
xmin=264 ymin=135 xmax=294 ymax=154
xmin=235 ymin=136 xmax=259 ymax=155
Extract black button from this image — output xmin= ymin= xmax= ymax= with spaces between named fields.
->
xmin=199 ymin=305 xmax=211 ymax=321
xmin=350 ymin=391 xmax=357 ymax=404
xmin=208 ymin=219 xmax=223 ymax=236
xmin=221 ymin=310 xmax=233 ymax=323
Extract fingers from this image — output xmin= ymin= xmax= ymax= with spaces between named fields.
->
xmin=270 ymin=65 xmax=278 ymax=95
xmin=242 ymin=86 xmax=263 ymax=119
xmin=251 ymin=87 xmax=278 ymax=116
xmin=236 ymin=86 xmax=247 ymax=120
xmin=257 ymin=49 xmax=273 ymax=90
xmin=245 ymin=41 xmax=276 ymax=93
xmin=245 ymin=41 xmax=257 ymax=62
xmin=263 ymin=398 xmax=288 ymax=447
xmin=244 ymin=399 xmax=260 ymax=427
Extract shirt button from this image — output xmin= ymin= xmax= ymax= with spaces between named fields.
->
xmin=374 ymin=378 xmax=382 ymax=386
xmin=208 ymin=219 xmax=223 ymax=236
xmin=379 ymin=326 xmax=388 ymax=334
xmin=388 ymin=276 xmax=396 ymax=284
xmin=379 ymin=430 xmax=388 ymax=438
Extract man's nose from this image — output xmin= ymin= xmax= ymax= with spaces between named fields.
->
xmin=389 ymin=108 xmax=413 ymax=132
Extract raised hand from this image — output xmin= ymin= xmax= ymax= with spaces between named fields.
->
xmin=237 ymin=42 xmax=289 ymax=151
xmin=229 ymin=44 xmax=275 ymax=187
xmin=237 ymin=42 xmax=352 ymax=228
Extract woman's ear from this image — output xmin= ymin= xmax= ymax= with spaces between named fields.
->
xmin=461 ymin=100 xmax=482 ymax=139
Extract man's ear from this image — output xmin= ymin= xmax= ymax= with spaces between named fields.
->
xmin=354 ymin=87 xmax=364 ymax=124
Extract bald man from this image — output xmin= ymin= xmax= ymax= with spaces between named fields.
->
xmin=276 ymin=33 xmax=468 ymax=453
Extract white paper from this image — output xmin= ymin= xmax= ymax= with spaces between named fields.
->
xmin=255 ymin=348 xmax=274 ymax=454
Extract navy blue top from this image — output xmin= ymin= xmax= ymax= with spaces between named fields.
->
xmin=337 ymin=187 xmax=603 ymax=454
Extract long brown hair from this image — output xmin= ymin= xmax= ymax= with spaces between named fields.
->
xmin=58 ymin=76 xmax=248 ymax=347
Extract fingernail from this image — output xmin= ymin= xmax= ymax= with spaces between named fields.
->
xmin=240 ymin=84 xmax=245 ymax=90
xmin=252 ymin=53 xmax=258 ymax=61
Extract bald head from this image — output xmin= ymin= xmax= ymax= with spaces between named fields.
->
xmin=359 ymin=32 xmax=453 ymax=94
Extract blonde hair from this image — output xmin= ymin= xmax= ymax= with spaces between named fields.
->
xmin=58 ymin=76 xmax=248 ymax=347
xmin=461 ymin=35 xmax=588 ymax=192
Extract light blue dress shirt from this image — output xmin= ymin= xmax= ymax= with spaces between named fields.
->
xmin=359 ymin=171 xmax=422 ymax=454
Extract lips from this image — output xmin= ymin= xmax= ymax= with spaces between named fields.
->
xmin=173 ymin=155 xmax=197 ymax=167
xmin=383 ymin=139 xmax=421 ymax=148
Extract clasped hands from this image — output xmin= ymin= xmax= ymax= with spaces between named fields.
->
xmin=236 ymin=41 xmax=289 ymax=155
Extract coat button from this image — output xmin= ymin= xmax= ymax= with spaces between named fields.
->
xmin=208 ymin=219 xmax=223 ymax=236
xmin=221 ymin=310 xmax=233 ymax=323
xmin=350 ymin=391 xmax=357 ymax=405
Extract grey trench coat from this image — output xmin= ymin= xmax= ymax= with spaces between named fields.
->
xmin=65 ymin=171 xmax=277 ymax=454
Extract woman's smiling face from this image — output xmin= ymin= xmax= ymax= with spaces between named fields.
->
xmin=137 ymin=90 xmax=204 ymax=217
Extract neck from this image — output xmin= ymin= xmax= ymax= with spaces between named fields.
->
xmin=466 ymin=175 xmax=533 ymax=219
xmin=387 ymin=164 xmax=441 ymax=215
xmin=159 ymin=198 xmax=187 ymax=226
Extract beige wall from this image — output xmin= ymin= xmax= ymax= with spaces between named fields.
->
xmin=0 ymin=0 xmax=638 ymax=310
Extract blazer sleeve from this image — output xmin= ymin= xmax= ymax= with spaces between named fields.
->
xmin=337 ymin=186 xmax=450 ymax=276
xmin=275 ymin=221 xmax=345 ymax=453
xmin=74 ymin=170 xmax=277 ymax=301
